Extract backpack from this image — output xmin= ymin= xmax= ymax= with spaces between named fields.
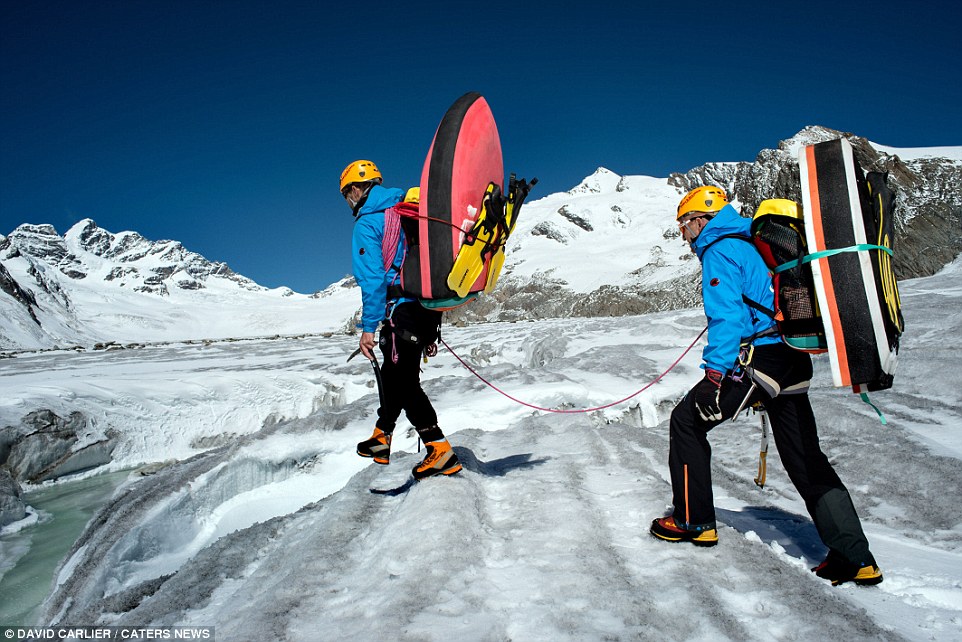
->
xmin=385 ymin=176 xmax=536 ymax=311
xmin=747 ymin=198 xmax=828 ymax=353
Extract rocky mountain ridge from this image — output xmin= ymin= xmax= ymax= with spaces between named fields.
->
xmin=1 ymin=219 xmax=260 ymax=297
xmin=668 ymin=125 xmax=962 ymax=278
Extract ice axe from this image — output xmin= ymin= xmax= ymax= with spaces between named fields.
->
xmin=347 ymin=347 xmax=384 ymax=409
xmin=728 ymin=381 xmax=769 ymax=488
xmin=754 ymin=407 xmax=770 ymax=488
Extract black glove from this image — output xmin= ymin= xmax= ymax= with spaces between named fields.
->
xmin=693 ymin=369 xmax=724 ymax=422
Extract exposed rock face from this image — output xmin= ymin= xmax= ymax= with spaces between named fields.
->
xmin=0 ymin=468 xmax=26 ymax=527
xmin=1 ymin=410 xmax=116 ymax=483
xmin=0 ymin=260 xmax=41 ymax=326
xmin=668 ymin=126 xmax=962 ymax=280
xmin=445 ymin=272 xmax=704 ymax=326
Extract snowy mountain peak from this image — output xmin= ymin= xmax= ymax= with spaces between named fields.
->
xmin=567 ymin=167 xmax=623 ymax=195
xmin=1 ymin=220 xmax=360 ymax=351
xmin=777 ymin=125 xmax=851 ymax=157
xmin=4 ymin=219 xmax=260 ymax=294
xmin=4 ymin=127 xmax=959 ymax=352
xmin=66 ymin=218 xmax=122 ymax=256
xmin=65 ymin=219 xmax=186 ymax=268
xmin=501 ymin=167 xmax=689 ymax=294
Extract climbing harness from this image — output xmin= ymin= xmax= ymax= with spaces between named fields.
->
xmin=437 ymin=327 xmax=707 ymax=414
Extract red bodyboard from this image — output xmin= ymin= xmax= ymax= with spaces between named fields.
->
xmin=400 ymin=92 xmax=503 ymax=299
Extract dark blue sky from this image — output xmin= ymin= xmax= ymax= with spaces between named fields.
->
xmin=2 ymin=1 xmax=960 ymax=294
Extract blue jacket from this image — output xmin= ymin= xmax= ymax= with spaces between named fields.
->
xmin=352 ymin=185 xmax=407 ymax=333
xmin=692 ymin=204 xmax=780 ymax=374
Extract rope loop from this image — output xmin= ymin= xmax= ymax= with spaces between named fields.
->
xmin=438 ymin=327 xmax=707 ymax=414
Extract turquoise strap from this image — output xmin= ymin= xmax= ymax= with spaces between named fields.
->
xmin=859 ymin=392 xmax=888 ymax=425
xmin=773 ymin=244 xmax=893 ymax=274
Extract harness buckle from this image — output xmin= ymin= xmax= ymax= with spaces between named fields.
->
xmin=730 ymin=343 xmax=754 ymax=383
xmin=738 ymin=343 xmax=755 ymax=368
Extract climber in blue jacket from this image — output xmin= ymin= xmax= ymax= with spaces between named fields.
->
xmin=649 ymin=186 xmax=882 ymax=588
xmin=340 ymin=160 xmax=462 ymax=481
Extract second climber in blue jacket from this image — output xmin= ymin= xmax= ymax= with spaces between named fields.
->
xmin=649 ymin=186 xmax=882 ymax=587
xmin=340 ymin=160 xmax=462 ymax=480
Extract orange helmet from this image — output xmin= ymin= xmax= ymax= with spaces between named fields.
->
xmin=339 ymin=160 xmax=382 ymax=193
xmin=677 ymin=186 xmax=729 ymax=220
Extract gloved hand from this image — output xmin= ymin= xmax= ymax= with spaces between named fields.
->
xmin=693 ymin=369 xmax=724 ymax=422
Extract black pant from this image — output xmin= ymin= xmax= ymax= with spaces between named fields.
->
xmin=375 ymin=302 xmax=442 ymax=436
xmin=668 ymin=343 xmax=872 ymax=564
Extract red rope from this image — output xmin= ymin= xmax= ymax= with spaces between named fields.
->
xmin=438 ymin=327 xmax=707 ymax=414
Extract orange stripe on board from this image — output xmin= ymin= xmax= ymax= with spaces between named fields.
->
xmin=805 ymin=146 xmax=851 ymax=386
xmin=684 ymin=464 xmax=689 ymax=526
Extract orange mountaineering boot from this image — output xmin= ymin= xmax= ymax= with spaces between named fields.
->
xmin=357 ymin=427 xmax=392 ymax=465
xmin=649 ymin=515 xmax=718 ymax=547
xmin=412 ymin=438 xmax=462 ymax=480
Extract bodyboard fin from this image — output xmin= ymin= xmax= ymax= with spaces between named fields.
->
xmin=447 ymin=182 xmax=505 ymax=297
xmin=483 ymin=174 xmax=538 ymax=294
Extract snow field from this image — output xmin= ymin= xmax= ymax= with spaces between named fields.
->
xmin=1 ymin=263 xmax=960 ymax=639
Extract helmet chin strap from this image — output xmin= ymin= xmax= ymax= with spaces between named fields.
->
xmin=682 ymin=213 xmax=715 ymax=250
xmin=350 ymin=183 xmax=374 ymax=217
